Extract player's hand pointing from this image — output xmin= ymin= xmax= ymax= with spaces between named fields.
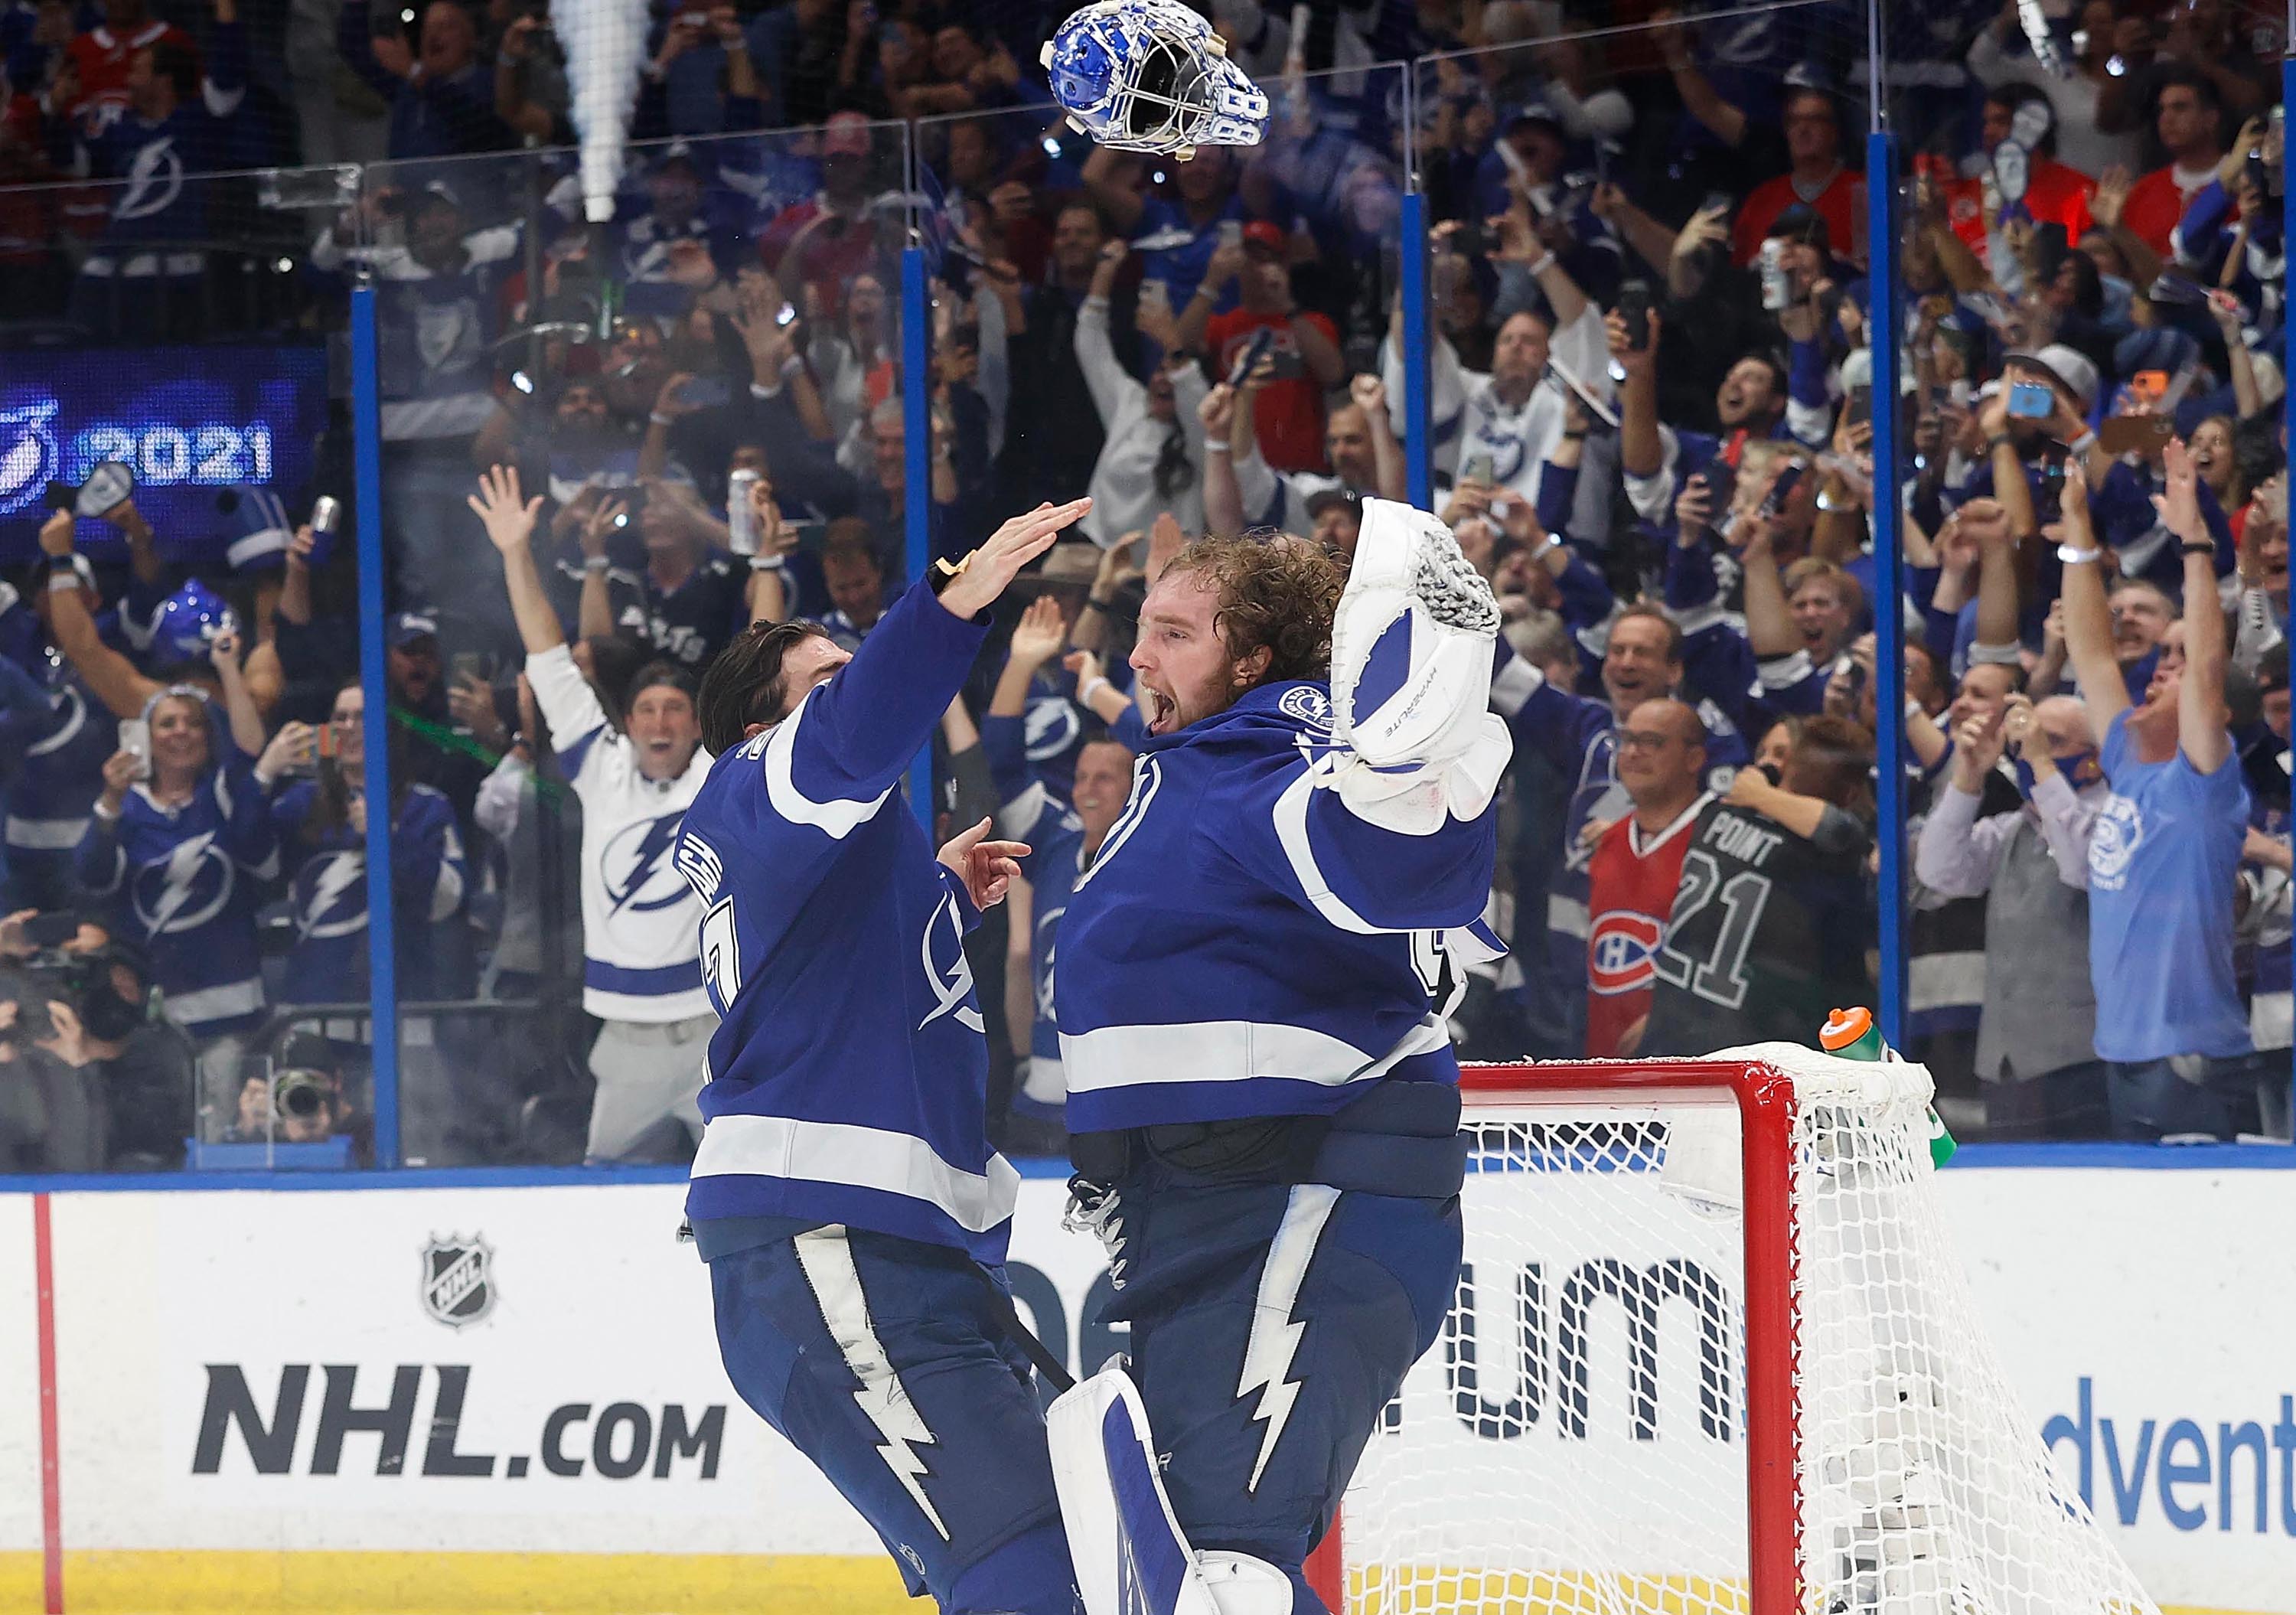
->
xmin=937 ymin=816 xmax=1029 ymax=912
xmin=938 ymin=498 xmax=1093 ymax=620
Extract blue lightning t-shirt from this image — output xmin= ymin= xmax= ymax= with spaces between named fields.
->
xmin=73 ymin=737 xmax=278 ymax=1035
xmin=674 ymin=578 xmax=1018 ymax=1262
xmin=271 ymin=781 xmax=468 ymax=1003
xmin=2086 ymin=709 xmax=2253 ymax=1063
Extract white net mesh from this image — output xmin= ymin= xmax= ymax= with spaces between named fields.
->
xmin=1338 ymin=1050 xmax=2157 ymax=1615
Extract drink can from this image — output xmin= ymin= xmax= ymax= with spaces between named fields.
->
xmin=310 ymin=496 xmax=341 ymax=534
xmin=726 ymin=468 xmax=759 ymax=556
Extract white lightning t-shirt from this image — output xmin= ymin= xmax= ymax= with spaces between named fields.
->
xmin=528 ymin=644 xmax=713 ymax=1022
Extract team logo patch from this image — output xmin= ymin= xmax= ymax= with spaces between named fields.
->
xmin=1587 ymin=910 xmax=1665 ymax=995
xmin=1279 ymin=686 xmax=1332 ymax=729
xmin=421 ymin=1235 xmax=494 ymax=1329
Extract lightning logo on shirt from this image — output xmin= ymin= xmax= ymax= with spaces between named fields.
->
xmin=132 ymin=831 xmax=232 ymax=936
xmin=603 ymin=811 xmax=690 ymax=915
xmin=298 ymin=850 xmax=367 ymax=940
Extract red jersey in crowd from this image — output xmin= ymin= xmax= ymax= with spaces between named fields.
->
xmin=1205 ymin=305 xmax=1337 ymax=475
xmin=2122 ymin=162 xmax=2222 ymax=259
xmin=1583 ymin=796 xmax=1711 ymax=1059
xmin=66 ymin=21 xmax=194 ymax=123
xmin=1945 ymin=159 xmax=2095 ymax=262
xmin=1732 ymin=168 xmax=1863 ymax=266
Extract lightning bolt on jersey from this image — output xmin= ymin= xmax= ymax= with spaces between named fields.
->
xmin=270 ymin=781 xmax=468 ymax=1003
xmin=73 ymin=746 xmax=279 ymax=1034
xmin=1054 ymin=681 xmax=1502 ymax=1134
xmin=981 ymin=712 xmax=1090 ymax=1117
xmin=673 ymin=578 xmax=1019 ymax=1261
xmin=1638 ymin=798 xmax=1874 ymax=1058
xmin=527 ymin=644 xmax=713 ymax=1023
xmin=1583 ymin=798 xmax=1711 ymax=1059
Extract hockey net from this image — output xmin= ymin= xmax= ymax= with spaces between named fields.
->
xmin=1318 ymin=1049 xmax=2155 ymax=1615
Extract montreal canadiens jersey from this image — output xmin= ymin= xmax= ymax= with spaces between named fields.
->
xmin=1639 ymin=798 xmax=1874 ymax=1057
xmin=1055 ymin=681 xmax=1502 ymax=1134
xmin=1583 ymin=797 xmax=1710 ymax=1059
xmin=73 ymin=740 xmax=278 ymax=1033
xmin=1490 ymin=642 xmax=1744 ymax=1053
xmin=271 ymin=781 xmax=468 ymax=1003
xmin=527 ymin=644 xmax=713 ymax=1022
xmin=673 ymin=578 xmax=1019 ymax=1262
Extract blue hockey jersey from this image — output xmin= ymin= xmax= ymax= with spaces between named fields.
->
xmin=0 ymin=664 xmax=111 ymax=910
xmin=674 ymin=577 xmax=1019 ymax=1261
xmin=983 ymin=711 xmax=1089 ymax=1117
xmin=1054 ymin=681 xmax=1499 ymax=1134
xmin=271 ymin=780 xmax=468 ymax=1003
xmin=74 ymin=725 xmax=277 ymax=1034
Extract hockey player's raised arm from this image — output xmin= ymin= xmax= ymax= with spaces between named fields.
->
xmin=1234 ymin=763 xmax=1499 ymax=936
xmin=781 ymin=501 xmax=1094 ymax=805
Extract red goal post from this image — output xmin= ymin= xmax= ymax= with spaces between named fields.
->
xmin=1302 ymin=1054 xmax=2155 ymax=1615
xmin=1305 ymin=1059 xmax=1800 ymax=1615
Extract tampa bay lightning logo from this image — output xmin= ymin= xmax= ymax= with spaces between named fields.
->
xmin=132 ymin=832 xmax=235 ymax=937
xmin=1278 ymin=686 xmax=1332 ymax=729
xmin=1025 ymin=693 xmax=1081 ymax=763
xmin=116 ymin=135 xmax=186 ymax=222
xmin=918 ymin=890 xmax=984 ymax=1033
xmin=0 ymin=400 xmax=61 ymax=517
xmin=296 ymin=850 xmax=369 ymax=941
xmin=602 ymin=811 xmax=692 ymax=915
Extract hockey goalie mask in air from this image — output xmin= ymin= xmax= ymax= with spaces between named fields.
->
xmin=1041 ymin=0 xmax=1269 ymax=161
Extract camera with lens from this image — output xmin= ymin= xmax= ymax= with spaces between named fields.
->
xmin=273 ymin=1067 xmax=333 ymax=1121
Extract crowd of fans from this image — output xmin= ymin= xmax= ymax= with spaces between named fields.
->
xmin=1 ymin=0 xmax=2293 ymax=1170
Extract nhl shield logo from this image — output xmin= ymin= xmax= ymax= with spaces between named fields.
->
xmin=421 ymin=1235 xmax=495 ymax=1329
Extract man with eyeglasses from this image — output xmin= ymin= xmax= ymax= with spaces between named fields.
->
xmin=1585 ymin=699 xmax=1714 ymax=1058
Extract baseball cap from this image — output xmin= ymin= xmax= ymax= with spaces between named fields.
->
xmin=1503 ymin=99 xmax=1567 ymax=135
xmin=388 ymin=611 xmax=439 ymax=648
xmin=1305 ymin=487 xmax=1363 ymax=522
xmin=1241 ymin=219 xmax=1286 ymax=255
xmin=823 ymin=111 xmax=872 ymax=160
xmin=2009 ymin=344 xmax=2099 ymax=415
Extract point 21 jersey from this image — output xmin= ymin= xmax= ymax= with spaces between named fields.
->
xmin=1053 ymin=681 xmax=1503 ymax=1134
xmin=671 ymin=579 xmax=1019 ymax=1262
xmin=525 ymin=645 xmax=713 ymax=1023
xmin=1638 ymin=798 xmax=1873 ymax=1057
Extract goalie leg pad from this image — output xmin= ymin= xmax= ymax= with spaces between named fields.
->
xmin=1047 ymin=1369 xmax=1313 ymax=1615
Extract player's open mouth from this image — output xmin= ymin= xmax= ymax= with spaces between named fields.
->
xmin=1146 ymin=687 xmax=1176 ymax=733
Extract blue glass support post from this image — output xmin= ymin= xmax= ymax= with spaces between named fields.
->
xmin=1400 ymin=191 xmax=1433 ymax=509
xmin=902 ymin=246 xmax=933 ymax=826
xmin=350 ymin=285 xmax=401 ymax=1167
xmin=1867 ymin=132 xmax=1908 ymax=1049
xmin=2285 ymin=49 xmax=2295 ymax=1133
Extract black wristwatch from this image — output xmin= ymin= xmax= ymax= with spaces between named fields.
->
xmin=2180 ymin=540 xmax=2217 ymax=557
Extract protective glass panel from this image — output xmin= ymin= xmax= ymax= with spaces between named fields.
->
xmin=1415 ymin=8 xmax=1884 ymax=1067
xmin=1879 ymin=4 xmax=2293 ymax=1144
xmin=344 ymin=118 xmax=907 ymax=1167
xmin=0 ymin=163 xmax=351 ymax=1173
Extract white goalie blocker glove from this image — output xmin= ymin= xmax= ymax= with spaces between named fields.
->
xmin=1325 ymin=497 xmax=1513 ymax=836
